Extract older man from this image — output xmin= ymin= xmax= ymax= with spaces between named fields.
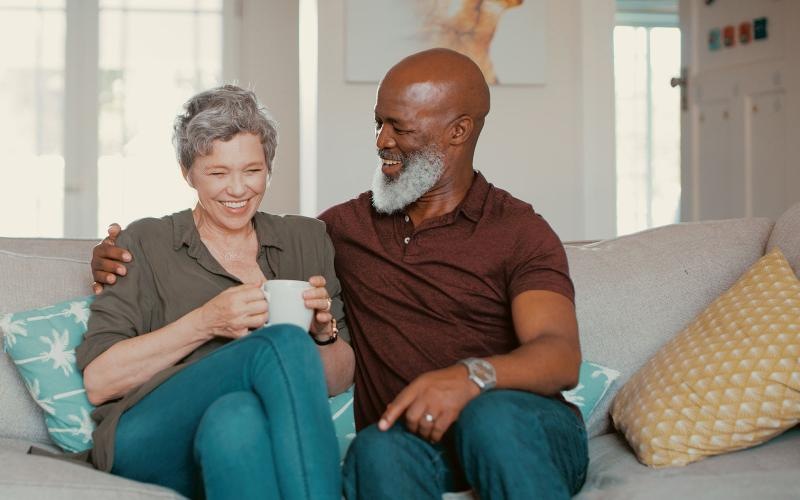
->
xmin=92 ymin=49 xmax=588 ymax=499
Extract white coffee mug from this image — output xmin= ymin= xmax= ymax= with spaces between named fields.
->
xmin=262 ymin=279 xmax=314 ymax=331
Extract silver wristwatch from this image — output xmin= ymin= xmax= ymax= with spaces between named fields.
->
xmin=459 ymin=358 xmax=496 ymax=392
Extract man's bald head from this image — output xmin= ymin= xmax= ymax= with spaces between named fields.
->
xmin=371 ymin=49 xmax=491 ymax=212
xmin=378 ymin=48 xmax=490 ymax=137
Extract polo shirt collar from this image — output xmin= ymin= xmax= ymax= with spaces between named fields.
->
xmin=395 ymin=170 xmax=489 ymax=228
xmin=456 ymin=170 xmax=490 ymax=223
xmin=399 ymin=170 xmax=488 ymax=230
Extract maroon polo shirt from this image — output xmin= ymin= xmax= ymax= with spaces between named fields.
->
xmin=319 ymin=171 xmax=575 ymax=429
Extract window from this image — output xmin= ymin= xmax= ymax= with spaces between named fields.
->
xmin=97 ymin=0 xmax=223 ymax=236
xmin=614 ymin=1 xmax=681 ymax=235
xmin=0 ymin=0 xmax=224 ymax=238
xmin=0 ymin=0 xmax=66 ymax=237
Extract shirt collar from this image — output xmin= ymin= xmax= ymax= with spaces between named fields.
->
xmin=456 ymin=170 xmax=490 ymax=223
xmin=172 ymin=209 xmax=284 ymax=251
xmin=252 ymin=212 xmax=284 ymax=250
xmin=395 ymin=170 xmax=489 ymax=229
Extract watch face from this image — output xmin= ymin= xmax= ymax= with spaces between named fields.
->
xmin=466 ymin=358 xmax=496 ymax=390
xmin=473 ymin=363 xmax=493 ymax=382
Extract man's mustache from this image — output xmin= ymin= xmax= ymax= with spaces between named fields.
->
xmin=378 ymin=149 xmax=404 ymax=162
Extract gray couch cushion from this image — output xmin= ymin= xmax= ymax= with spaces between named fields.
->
xmin=0 ymin=438 xmax=184 ymax=499
xmin=566 ymin=217 xmax=773 ymax=438
xmin=576 ymin=427 xmax=800 ymax=499
xmin=0 ymin=238 xmax=98 ymax=312
xmin=767 ymin=202 xmax=800 ymax=275
xmin=0 ymin=239 xmax=97 ymax=445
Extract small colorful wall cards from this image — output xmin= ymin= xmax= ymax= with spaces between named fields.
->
xmin=708 ymin=17 xmax=767 ymax=52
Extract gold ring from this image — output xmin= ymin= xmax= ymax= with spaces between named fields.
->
xmin=326 ymin=298 xmax=332 ymax=311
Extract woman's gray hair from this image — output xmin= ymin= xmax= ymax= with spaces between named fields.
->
xmin=173 ymin=85 xmax=278 ymax=172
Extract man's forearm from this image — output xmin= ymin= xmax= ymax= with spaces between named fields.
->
xmin=486 ymin=334 xmax=581 ymax=395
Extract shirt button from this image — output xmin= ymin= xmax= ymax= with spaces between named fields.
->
xmin=404 ymin=215 xmax=410 ymax=223
xmin=403 ymin=237 xmax=410 ymax=244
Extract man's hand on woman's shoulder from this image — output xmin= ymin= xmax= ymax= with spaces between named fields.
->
xmin=91 ymin=223 xmax=132 ymax=294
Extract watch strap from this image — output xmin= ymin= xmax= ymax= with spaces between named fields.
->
xmin=311 ymin=318 xmax=339 ymax=346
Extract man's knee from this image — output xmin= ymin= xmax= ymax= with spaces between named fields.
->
xmin=344 ymin=424 xmax=448 ymax=499
xmin=345 ymin=424 xmax=399 ymax=470
xmin=193 ymin=392 xmax=267 ymax=461
xmin=344 ymin=424 xmax=428 ymax=475
xmin=455 ymin=391 xmax=588 ymax=497
xmin=455 ymin=390 xmax=557 ymax=449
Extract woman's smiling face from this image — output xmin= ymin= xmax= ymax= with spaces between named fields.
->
xmin=183 ymin=132 xmax=269 ymax=232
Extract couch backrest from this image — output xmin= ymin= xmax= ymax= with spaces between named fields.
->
xmin=767 ymin=202 xmax=800 ymax=274
xmin=2 ymin=208 xmax=797 ymax=444
xmin=0 ymin=238 xmax=98 ymax=445
xmin=566 ymin=217 xmax=774 ymax=438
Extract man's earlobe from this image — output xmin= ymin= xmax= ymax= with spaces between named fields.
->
xmin=450 ymin=116 xmax=473 ymax=145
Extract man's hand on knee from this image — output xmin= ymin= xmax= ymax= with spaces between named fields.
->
xmin=91 ymin=223 xmax=132 ymax=294
xmin=378 ymin=364 xmax=480 ymax=443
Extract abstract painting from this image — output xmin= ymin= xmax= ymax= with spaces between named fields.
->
xmin=346 ymin=0 xmax=546 ymax=85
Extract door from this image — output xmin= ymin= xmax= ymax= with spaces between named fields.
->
xmin=678 ymin=0 xmax=799 ymax=222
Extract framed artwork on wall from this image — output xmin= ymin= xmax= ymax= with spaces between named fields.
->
xmin=345 ymin=0 xmax=547 ymax=85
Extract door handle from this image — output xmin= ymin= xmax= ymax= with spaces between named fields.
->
xmin=671 ymin=67 xmax=688 ymax=110
xmin=670 ymin=77 xmax=686 ymax=88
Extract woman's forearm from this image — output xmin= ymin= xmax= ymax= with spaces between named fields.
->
xmin=318 ymin=340 xmax=355 ymax=396
xmin=83 ymin=308 xmax=212 ymax=405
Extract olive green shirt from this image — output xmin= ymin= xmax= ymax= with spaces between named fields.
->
xmin=74 ymin=209 xmax=348 ymax=471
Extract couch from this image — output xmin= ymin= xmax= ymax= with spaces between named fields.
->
xmin=2 ymin=204 xmax=799 ymax=499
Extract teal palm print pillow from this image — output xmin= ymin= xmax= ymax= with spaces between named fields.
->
xmin=1 ymin=296 xmax=96 ymax=453
xmin=562 ymin=360 xmax=621 ymax=422
xmin=329 ymin=385 xmax=356 ymax=460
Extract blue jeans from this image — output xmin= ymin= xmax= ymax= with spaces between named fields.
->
xmin=343 ymin=390 xmax=588 ymax=500
xmin=111 ymin=325 xmax=341 ymax=500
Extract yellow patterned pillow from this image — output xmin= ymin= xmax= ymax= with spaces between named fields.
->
xmin=611 ymin=248 xmax=800 ymax=467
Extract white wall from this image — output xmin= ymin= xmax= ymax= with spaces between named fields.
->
xmin=314 ymin=0 xmax=616 ymax=241
xmin=236 ymin=0 xmax=617 ymax=241
xmin=236 ymin=0 xmax=301 ymax=215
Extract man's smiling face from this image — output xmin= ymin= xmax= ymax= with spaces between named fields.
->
xmin=371 ymin=81 xmax=451 ymax=213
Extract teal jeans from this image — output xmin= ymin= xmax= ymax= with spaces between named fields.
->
xmin=111 ymin=325 xmax=341 ymax=500
xmin=343 ymin=390 xmax=588 ymax=500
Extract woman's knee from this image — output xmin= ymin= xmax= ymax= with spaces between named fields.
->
xmin=193 ymin=392 xmax=268 ymax=462
xmin=249 ymin=324 xmax=316 ymax=354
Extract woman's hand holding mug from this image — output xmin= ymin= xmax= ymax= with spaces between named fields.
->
xmin=303 ymin=276 xmax=338 ymax=344
xmin=199 ymin=283 xmax=268 ymax=339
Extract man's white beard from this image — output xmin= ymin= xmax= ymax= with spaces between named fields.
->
xmin=371 ymin=146 xmax=445 ymax=214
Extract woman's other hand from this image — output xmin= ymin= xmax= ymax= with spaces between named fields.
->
xmin=199 ymin=283 xmax=268 ymax=339
xmin=304 ymin=276 xmax=335 ymax=339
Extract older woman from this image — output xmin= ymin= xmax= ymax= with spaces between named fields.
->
xmin=76 ymin=85 xmax=353 ymax=499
